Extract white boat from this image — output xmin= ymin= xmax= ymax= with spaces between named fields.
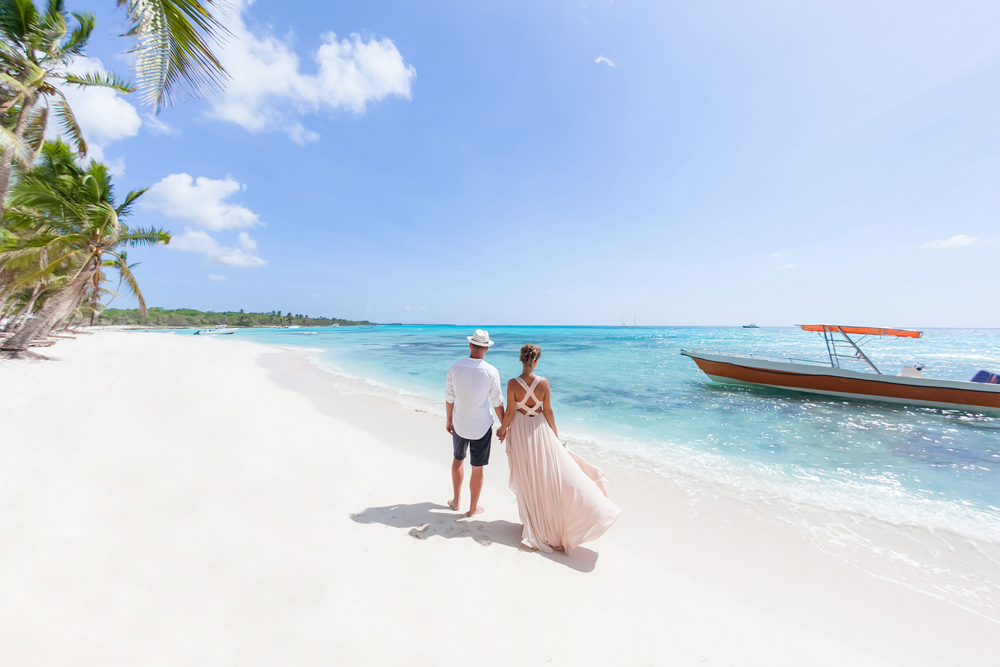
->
xmin=194 ymin=325 xmax=237 ymax=336
xmin=288 ymin=325 xmax=300 ymax=329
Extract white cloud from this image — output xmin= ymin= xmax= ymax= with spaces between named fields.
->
xmin=208 ymin=274 xmax=228 ymax=281
xmin=104 ymin=156 xmax=127 ymax=178
xmin=920 ymin=234 xmax=979 ymax=249
xmin=143 ymin=113 xmax=182 ymax=136
xmin=142 ymin=173 xmax=268 ymax=268
xmin=142 ymin=174 xmax=262 ymax=231
xmin=775 ymin=264 xmax=796 ymax=270
xmin=58 ymin=58 xmax=142 ymax=144
xmin=207 ymin=0 xmax=416 ymax=142
xmin=45 ymin=57 xmax=142 ymax=168
xmin=595 ymin=56 xmax=615 ymax=67
xmin=171 ymin=229 xmax=267 ymax=268
xmin=287 ymin=122 xmax=320 ymax=145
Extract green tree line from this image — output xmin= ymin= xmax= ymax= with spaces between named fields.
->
xmin=97 ymin=307 xmax=372 ymax=328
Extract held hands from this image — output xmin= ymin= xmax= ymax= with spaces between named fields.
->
xmin=497 ymin=427 xmax=507 ymax=442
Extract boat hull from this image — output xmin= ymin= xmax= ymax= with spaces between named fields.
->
xmin=681 ymin=350 xmax=1000 ymax=412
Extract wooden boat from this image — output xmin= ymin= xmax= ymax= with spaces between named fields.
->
xmin=682 ymin=325 xmax=1000 ymax=412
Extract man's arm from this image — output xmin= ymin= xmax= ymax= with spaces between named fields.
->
xmin=445 ymin=368 xmax=455 ymax=434
xmin=490 ymin=369 xmax=504 ymax=427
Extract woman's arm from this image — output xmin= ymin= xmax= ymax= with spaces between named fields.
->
xmin=540 ymin=379 xmax=558 ymax=438
xmin=496 ymin=380 xmax=517 ymax=441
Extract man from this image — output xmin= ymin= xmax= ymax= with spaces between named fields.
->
xmin=445 ymin=329 xmax=504 ymax=517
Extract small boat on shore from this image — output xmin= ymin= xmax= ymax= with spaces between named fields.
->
xmin=682 ymin=325 xmax=1000 ymax=412
xmin=194 ymin=325 xmax=237 ymax=336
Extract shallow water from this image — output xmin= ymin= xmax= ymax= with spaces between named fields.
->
xmin=171 ymin=325 xmax=1000 ymax=619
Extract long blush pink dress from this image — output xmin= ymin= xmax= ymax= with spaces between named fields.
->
xmin=505 ymin=376 xmax=621 ymax=552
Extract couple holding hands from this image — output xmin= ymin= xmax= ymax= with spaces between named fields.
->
xmin=445 ymin=329 xmax=619 ymax=553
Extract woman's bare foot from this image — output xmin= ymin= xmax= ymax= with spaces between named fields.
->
xmin=447 ymin=499 xmax=460 ymax=511
xmin=466 ymin=505 xmax=485 ymax=518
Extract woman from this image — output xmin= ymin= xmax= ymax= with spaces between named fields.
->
xmin=497 ymin=344 xmax=620 ymax=552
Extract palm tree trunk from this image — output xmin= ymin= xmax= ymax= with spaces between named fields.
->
xmin=0 ymin=95 xmax=37 ymax=220
xmin=1 ymin=261 xmax=94 ymax=351
xmin=6 ymin=284 xmax=43 ymax=332
xmin=0 ymin=294 xmax=12 ymax=325
xmin=40 ymin=277 xmax=91 ymax=338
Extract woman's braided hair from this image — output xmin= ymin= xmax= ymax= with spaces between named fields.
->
xmin=519 ymin=343 xmax=541 ymax=365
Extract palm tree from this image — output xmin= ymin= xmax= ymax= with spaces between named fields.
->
xmin=103 ymin=251 xmax=139 ymax=306
xmin=0 ymin=140 xmax=169 ymax=352
xmin=0 ymin=0 xmax=135 ymax=218
xmin=117 ymin=0 xmax=230 ymax=112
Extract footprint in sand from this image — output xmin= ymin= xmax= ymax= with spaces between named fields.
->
xmin=408 ymin=523 xmax=430 ymax=539
xmin=472 ymin=526 xmax=492 ymax=546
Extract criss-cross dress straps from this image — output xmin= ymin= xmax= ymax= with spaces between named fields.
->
xmin=513 ymin=375 xmax=543 ymax=416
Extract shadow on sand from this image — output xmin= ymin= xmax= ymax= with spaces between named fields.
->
xmin=350 ymin=502 xmax=599 ymax=573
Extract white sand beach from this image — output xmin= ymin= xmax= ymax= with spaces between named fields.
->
xmin=1 ymin=332 xmax=997 ymax=666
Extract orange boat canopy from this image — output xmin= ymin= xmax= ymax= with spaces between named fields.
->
xmin=798 ymin=324 xmax=922 ymax=339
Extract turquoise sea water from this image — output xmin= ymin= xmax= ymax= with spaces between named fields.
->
xmin=172 ymin=325 xmax=1000 ymax=616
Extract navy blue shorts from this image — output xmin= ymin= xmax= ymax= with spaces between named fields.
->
xmin=453 ymin=428 xmax=492 ymax=467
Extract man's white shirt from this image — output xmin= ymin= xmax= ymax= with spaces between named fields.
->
xmin=445 ymin=357 xmax=503 ymax=439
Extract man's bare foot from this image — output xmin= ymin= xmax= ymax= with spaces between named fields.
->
xmin=466 ymin=505 xmax=485 ymax=518
xmin=447 ymin=499 xmax=460 ymax=511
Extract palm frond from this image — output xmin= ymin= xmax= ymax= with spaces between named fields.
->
xmin=0 ymin=230 xmax=64 ymax=255
xmin=0 ymin=122 xmax=31 ymax=163
xmin=7 ymin=187 xmax=89 ymax=224
xmin=114 ymin=253 xmax=147 ymax=313
xmin=91 ymin=201 xmax=120 ymax=234
xmin=118 ymin=226 xmax=171 ymax=247
xmin=116 ymin=187 xmax=147 ymax=218
xmin=118 ymin=0 xmax=230 ymax=111
xmin=19 ymin=104 xmax=48 ymax=167
xmin=61 ymin=11 xmax=95 ymax=58
xmin=62 ymin=69 xmax=135 ymax=93
xmin=21 ymin=59 xmax=47 ymax=88
xmin=0 ymin=0 xmax=39 ymax=44
xmin=36 ymin=0 xmax=68 ymax=55
xmin=51 ymin=93 xmax=86 ymax=156
xmin=4 ymin=246 xmax=86 ymax=287
xmin=0 ymin=71 xmax=30 ymax=99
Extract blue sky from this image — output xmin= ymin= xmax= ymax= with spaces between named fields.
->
xmin=69 ymin=0 xmax=1000 ymax=326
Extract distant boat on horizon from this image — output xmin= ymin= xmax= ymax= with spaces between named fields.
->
xmin=743 ymin=323 xmax=759 ymax=329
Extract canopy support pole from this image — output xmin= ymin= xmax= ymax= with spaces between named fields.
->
xmin=836 ymin=326 xmax=881 ymax=374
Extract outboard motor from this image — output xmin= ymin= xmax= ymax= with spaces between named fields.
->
xmin=971 ymin=370 xmax=1000 ymax=384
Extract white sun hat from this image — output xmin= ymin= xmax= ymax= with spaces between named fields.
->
xmin=468 ymin=329 xmax=494 ymax=347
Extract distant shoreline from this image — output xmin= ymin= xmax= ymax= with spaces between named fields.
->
xmin=95 ymin=307 xmax=373 ymax=329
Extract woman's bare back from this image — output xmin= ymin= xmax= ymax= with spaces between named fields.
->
xmin=509 ymin=374 xmax=550 ymax=415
